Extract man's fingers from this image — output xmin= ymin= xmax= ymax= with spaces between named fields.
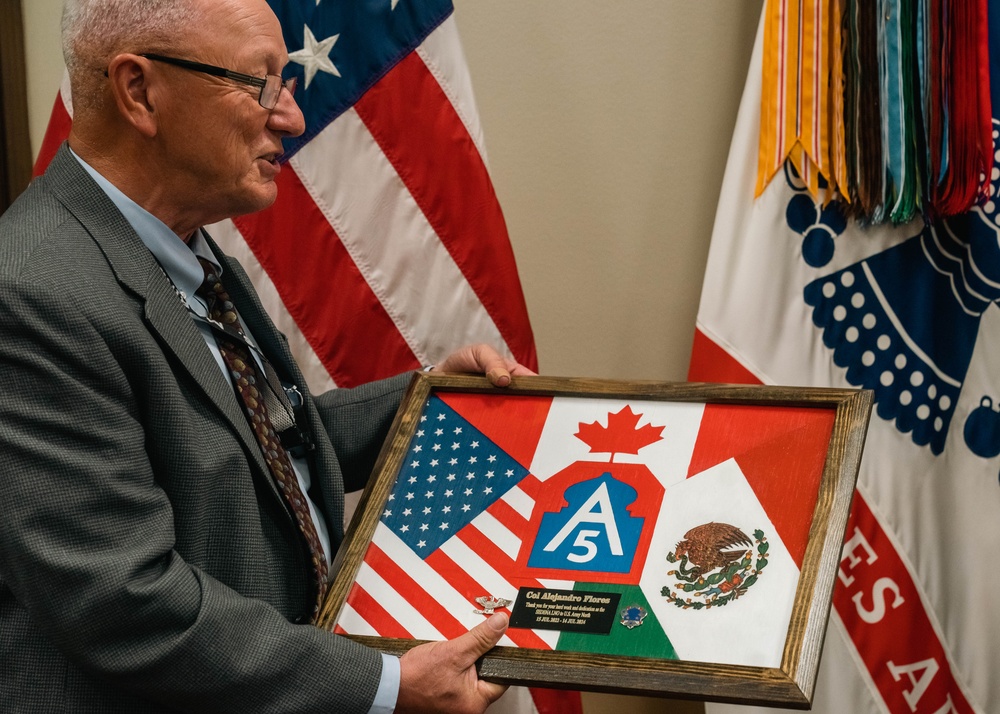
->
xmin=508 ymin=362 xmax=536 ymax=377
xmin=455 ymin=613 xmax=509 ymax=704
xmin=468 ymin=344 xmax=510 ymax=386
xmin=455 ymin=612 xmax=507 ymax=664
xmin=487 ymin=356 xmax=537 ymax=384
xmin=396 ymin=613 xmax=508 ymax=712
xmin=485 ymin=366 xmax=511 ymax=387
xmin=434 ymin=343 xmax=534 ymax=386
xmin=478 ymin=678 xmax=509 ymax=705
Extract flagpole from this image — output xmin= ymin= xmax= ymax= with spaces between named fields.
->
xmin=0 ymin=0 xmax=32 ymax=211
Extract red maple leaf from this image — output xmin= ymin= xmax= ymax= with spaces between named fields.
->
xmin=575 ymin=405 xmax=665 ymax=459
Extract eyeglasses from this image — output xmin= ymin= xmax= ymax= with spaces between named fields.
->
xmin=140 ymin=53 xmax=297 ymax=110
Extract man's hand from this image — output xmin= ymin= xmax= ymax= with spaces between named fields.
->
xmin=395 ymin=612 xmax=509 ymax=713
xmin=432 ymin=344 xmax=535 ymax=387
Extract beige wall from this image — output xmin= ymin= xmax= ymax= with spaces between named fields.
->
xmin=454 ymin=1 xmax=762 ymax=383
xmin=20 ymin=2 xmax=763 ymax=712
xmin=22 ymin=0 xmax=63 ymax=151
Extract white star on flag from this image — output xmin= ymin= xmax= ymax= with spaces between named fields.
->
xmin=288 ymin=25 xmax=341 ymax=88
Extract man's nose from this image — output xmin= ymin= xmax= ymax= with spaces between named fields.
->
xmin=269 ymin=85 xmax=306 ymax=138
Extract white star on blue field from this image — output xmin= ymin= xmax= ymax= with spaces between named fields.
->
xmin=382 ymin=396 xmax=529 ymax=555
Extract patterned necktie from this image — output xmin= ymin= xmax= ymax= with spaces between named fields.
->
xmin=195 ymin=258 xmax=329 ymax=621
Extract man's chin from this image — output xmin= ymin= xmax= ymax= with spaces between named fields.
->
xmin=232 ymin=185 xmax=280 ymax=218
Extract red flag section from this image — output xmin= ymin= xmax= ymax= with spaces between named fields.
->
xmin=355 ymin=52 xmax=537 ymax=372
xmin=836 ymin=498 xmax=975 ymax=714
xmin=687 ymin=401 xmax=834 ymax=568
xmin=233 ymin=166 xmax=418 ymax=387
xmin=32 ymin=94 xmax=71 ymax=177
xmin=439 ymin=392 xmax=552 ymax=470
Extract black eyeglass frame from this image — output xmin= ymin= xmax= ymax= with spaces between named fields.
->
xmin=139 ymin=53 xmax=297 ymax=109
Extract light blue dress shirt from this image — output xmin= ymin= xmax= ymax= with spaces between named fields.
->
xmin=70 ymin=149 xmax=399 ymax=713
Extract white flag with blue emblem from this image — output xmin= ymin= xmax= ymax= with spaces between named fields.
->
xmin=692 ymin=12 xmax=998 ymax=714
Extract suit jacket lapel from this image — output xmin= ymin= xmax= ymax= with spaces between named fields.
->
xmin=42 ymin=145 xmax=275 ymax=488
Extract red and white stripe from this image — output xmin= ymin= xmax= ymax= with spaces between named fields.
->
xmin=338 ymin=473 xmax=572 ymax=650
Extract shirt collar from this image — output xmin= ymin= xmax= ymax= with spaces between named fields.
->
xmin=69 ymin=148 xmax=221 ymax=307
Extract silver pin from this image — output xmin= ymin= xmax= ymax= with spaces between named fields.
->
xmin=473 ymin=595 xmax=512 ymax=616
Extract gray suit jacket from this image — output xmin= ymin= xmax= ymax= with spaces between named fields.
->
xmin=0 ymin=145 xmax=410 ymax=712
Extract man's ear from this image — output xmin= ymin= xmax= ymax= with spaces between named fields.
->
xmin=106 ymin=54 xmax=159 ymax=138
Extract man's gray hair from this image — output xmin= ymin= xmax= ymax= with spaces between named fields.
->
xmin=62 ymin=0 xmax=199 ymax=110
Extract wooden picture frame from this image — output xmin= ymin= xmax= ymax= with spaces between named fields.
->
xmin=318 ymin=374 xmax=873 ymax=708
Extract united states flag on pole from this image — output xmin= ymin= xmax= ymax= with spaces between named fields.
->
xmin=695 ymin=8 xmax=998 ymax=714
xmin=32 ymin=1 xmax=566 ymax=711
xmin=33 ymin=0 xmax=537 ymax=394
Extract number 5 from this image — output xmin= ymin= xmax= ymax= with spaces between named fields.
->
xmin=566 ymin=529 xmax=601 ymax=563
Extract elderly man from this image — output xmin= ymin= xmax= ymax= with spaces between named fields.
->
xmin=0 ymin=0 xmax=530 ymax=711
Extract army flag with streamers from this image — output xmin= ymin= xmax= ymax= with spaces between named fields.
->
xmin=695 ymin=9 xmax=998 ymax=714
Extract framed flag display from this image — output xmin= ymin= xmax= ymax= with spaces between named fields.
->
xmin=318 ymin=374 xmax=873 ymax=708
